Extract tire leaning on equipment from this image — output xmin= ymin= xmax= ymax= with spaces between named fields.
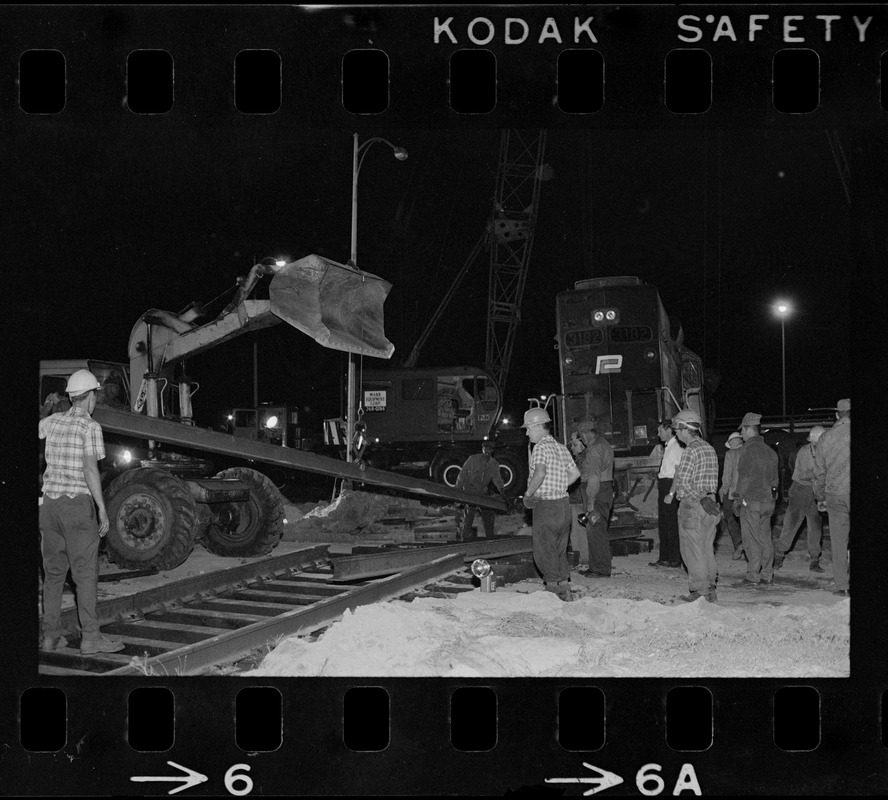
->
xmin=202 ymin=467 xmax=285 ymax=557
xmin=104 ymin=467 xmax=199 ymax=571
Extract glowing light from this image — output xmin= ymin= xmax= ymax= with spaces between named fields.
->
xmin=471 ymin=559 xmax=491 ymax=578
xmin=265 ymin=415 xmax=279 ymax=428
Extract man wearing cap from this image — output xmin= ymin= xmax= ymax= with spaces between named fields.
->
xmin=671 ymin=409 xmax=720 ymax=602
xmin=719 ymin=431 xmax=745 ymax=560
xmin=650 ymin=420 xmax=683 ymax=569
xmin=732 ymin=412 xmax=779 ymax=588
xmin=814 ymin=399 xmax=851 ymax=596
xmin=522 ymin=408 xmax=581 ymax=602
xmin=575 ymin=421 xmax=615 ymax=578
xmin=455 ymin=440 xmax=506 ymax=541
xmin=38 ymin=370 xmax=125 ymax=655
xmin=774 ymin=426 xmax=826 ymax=573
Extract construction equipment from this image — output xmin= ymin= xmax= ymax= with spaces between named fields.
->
xmin=354 ymin=130 xmax=549 ymax=495
xmin=40 ymin=254 xmax=506 ymax=572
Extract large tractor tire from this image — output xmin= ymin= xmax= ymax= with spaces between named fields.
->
xmin=494 ymin=448 xmax=528 ymax=498
xmin=104 ymin=467 xmax=199 ymax=571
xmin=202 ymin=467 xmax=285 ymax=557
xmin=430 ymin=450 xmax=468 ymax=489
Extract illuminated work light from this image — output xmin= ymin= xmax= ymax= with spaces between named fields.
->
xmin=471 ymin=559 xmax=496 ymax=592
xmin=265 ymin=415 xmax=279 ymax=429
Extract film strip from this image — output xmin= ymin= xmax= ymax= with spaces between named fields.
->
xmin=3 ymin=3 xmax=888 ymax=796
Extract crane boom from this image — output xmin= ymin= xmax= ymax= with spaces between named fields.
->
xmin=485 ymin=129 xmax=547 ymax=395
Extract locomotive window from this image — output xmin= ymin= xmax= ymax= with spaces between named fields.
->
xmin=564 ymin=328 xmax=604 ymax=349
xmin=681 ymin=361 xmax=701 ymax=388
xmin=609 ymin=325 xmax=653 ymax=343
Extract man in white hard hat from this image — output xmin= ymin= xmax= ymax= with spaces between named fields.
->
xmin=719 ymin=431 xmax=745 ymax=560
xmin=670 ymin=409 xmax=721 ymax=602
xmin=814 ymin=398 xmax=851 ymax=596
xmin=38 ymin=369 xmax=125 ymax=655
xmin=732 ymin=412 xmax=779 ymax=588
xmin=522 ymin=407 xmax=581 ymax=602
xmin=774 ymin=426 xmax=826 ymax=573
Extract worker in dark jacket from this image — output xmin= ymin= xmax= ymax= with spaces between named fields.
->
xmin=732 ymin=412 xmax=779 ymax=587
xmin=576 ymin=421 xmax=615 ymax=578
xmin=455 ymin=440 xmax=505 ymax=540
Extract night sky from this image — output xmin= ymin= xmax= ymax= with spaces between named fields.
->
xmin=17 ymin=124 xmax=871 ymax=427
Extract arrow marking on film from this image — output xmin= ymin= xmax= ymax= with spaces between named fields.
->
xmin=131 ymin=761 xmax=208 ymax=795
xmin=545 ymin=762 xmax=624 ymax=796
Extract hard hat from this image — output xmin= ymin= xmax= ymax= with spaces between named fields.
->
xmin=672 ymin=409 xmax=702 ymax=427
xmin=481 ymin=440 xmax=496 ymax=450
xmin=65 ymin=369 xmax=101 ymax=396
xmin=520 ymin=408 xmax=551 ymax=427
xmin=726 ymin=431 xmax=743 ymax=448
xmin=836 ymin=398 xmax=851 ymax=412
xmin=808 ymin=425 xmax=826 ymax=443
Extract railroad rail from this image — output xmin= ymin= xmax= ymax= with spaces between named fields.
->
xmin=38 ymin=539 xmax=531 ymax=677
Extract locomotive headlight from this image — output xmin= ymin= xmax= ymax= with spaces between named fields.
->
xmin=593 ymin=311 xmax=605 ymax=322
xmin=564 ymin=355 xmax=575 ymax=366
xmin=605 ymin=309 xmax=616 ymax=321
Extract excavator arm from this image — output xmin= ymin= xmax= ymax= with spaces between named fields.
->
xmin=127 ymin=254 xmax=395 ymax=414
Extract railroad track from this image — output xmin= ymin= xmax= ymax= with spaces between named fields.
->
xmin=38 ymin=539 xmax=529 ymax=677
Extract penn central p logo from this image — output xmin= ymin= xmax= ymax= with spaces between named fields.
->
xmin=595 ymin=355 xmax=623 ymax=374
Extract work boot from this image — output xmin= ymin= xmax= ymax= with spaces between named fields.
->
xmin=773 ymin=551 xmax=785 ymax=570
xmin=679 ymin=591 xmax=702 ymax=602
xmin=732 ymin=577 xmax=758 ymax=588
xmin=809 ymin=559 xmax=824 ymax=573
xmin=81 ymin=635 xmax=125 ymax=655
xmin=40 ymin=634 xmax=68 ymax=652
xmin=705 ymin=586 xmax=718 ymax=602
xmin=732 ymin=545 xmax=745 ymax=560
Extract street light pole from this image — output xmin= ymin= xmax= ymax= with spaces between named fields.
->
xmin=780 ymin=314 xmax=786 ymax=418
xmin=775 ymin=301 xmax=790 ymax=419
xmin=346 ymin=133 xmax=408 ymax=464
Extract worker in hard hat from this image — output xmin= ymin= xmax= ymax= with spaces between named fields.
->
xmin=521 ymin=407 xmax=581 ymax=602
xmin=813 ymin=398 xmax=851 ymax=597
xmin=567 ymin=432 xmax=590 ymax=570
xmin=719 ymin=431 xmax=745 ymax=561
xmin=773 ymin=426 xmax=826 ymax=573
xmin=455 ymin=440 xmax=505 ymax=540
xmin=649 ymin=419 xmax=683 ymax=569
xmin=38 ymin=369 xmax=125 ymax=656
xmin=575 ymin=420 xmax=615 ymax=578
xmin=670 ymin=408 xmax=721 ymax=602
xmin=732 ymin=412 xmax=780 ymax=588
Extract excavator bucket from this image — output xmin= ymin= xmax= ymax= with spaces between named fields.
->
xmin=269 ymin=254 xmax=395 ymax=359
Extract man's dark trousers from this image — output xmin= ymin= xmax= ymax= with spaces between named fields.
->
xmin=585 ymin=482 xmax=614 ymax=576
xmin=657 ymin=477 xmax=681 ymax=563
xmin=460 ymin=506 xmax=495 ymax=539
xmin=532 ymin=498 xmax=572 ymax=585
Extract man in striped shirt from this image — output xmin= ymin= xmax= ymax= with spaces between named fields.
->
xmin=39 ymin=369 xmax=125 ymax=655
xmin=522 ymin=407 xmax=580 ymax=602
xmin=671 ymin=409 xmax=720 ymax=602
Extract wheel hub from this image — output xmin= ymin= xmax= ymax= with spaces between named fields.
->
xmin=118 ymin=494 xmax=166 ymax=551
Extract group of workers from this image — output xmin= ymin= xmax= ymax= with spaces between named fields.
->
xmin=460 ymin=400 xmax=851 ymax=604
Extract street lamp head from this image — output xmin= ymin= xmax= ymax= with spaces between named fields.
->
xmin=393 ymin=147 xmax=408 ymax=161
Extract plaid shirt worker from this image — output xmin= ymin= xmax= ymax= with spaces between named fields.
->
xmin=529 ymin=435 xmax=574 ymax=499
xmin=673 ymin=438 xmax=719 ymax=501
xmin=39 ymin=407 xmax=106 ymax=498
